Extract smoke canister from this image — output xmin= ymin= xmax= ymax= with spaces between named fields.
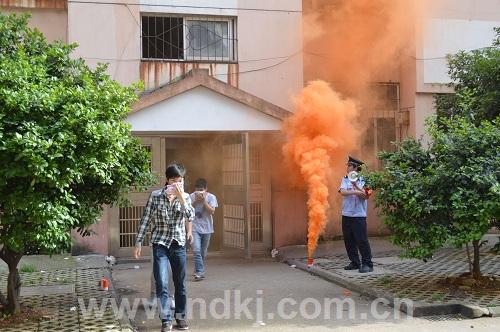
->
xmin=101 ymin=278 xmax=109 ymax=291
xmin=307 ymin=257 xmax=314 ymax=266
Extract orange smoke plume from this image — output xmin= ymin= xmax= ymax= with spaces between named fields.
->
xmin=282 ymin=81 xmax=360 ymax=258
xmin=284 ymin=0 xmax=432 ymax=256
xmin=304 ymin=0 xmax=427 ymax=96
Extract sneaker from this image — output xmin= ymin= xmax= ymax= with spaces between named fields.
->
xmin=161 ymin=321 xmax=173 ymax=332
xmin=193 ymin=274 xmax=205 ymax=281
xmin=176 ymin=319 xmax=189 ymax=330
xmin=343 ymin=262 xmax=360 ymax=270
xmin=359 ymin=265 xmax=374 ymax=273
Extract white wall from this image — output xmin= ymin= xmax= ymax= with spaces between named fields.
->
xmin=126 ymin=86 xmax=282 ymax=131
xmin=416 ymin=0 xmax=500 ymax=92
xmin=412 ymin=0 xmax=500 ymax=142
xmin=423 ymin=18 xmax=500 ymax=84
xmin=140 ymin=0 xmax=237 ymax=16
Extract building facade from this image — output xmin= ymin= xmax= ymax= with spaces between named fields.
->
xmin=1 ymin=0 xmax=306 ymax=257
xmin=2 ymin=0 xmax=499 ymax=257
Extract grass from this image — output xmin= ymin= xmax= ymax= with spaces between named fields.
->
xmin=396 ymin=291 xmax=409 ymax=298
xmin=19 ymin=264 xmax=37 ymax=273
xmin=379 ymin=275 xmax=393 ymax=285
xmin=431 ymin=292 xmax=445 ymax=302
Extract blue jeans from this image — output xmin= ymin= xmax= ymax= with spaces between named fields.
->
xmin=192 ymin=231 xmax=211 ymax=276
xmin=152 ymin=241 xmax=186 ymax=322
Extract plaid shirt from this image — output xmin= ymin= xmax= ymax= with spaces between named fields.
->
xmin=135 ymin=187 xmax=194 ymax=248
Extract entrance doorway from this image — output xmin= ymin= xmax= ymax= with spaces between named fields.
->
xmin=165 ymin=135 xmax=225 ymax=251
xmin=109 ymin=133 xmax=273 ymax=258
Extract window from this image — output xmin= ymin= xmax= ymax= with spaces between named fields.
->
xmin=362 ymin=83 xmax=400 ymax=170
xmin=249 ymin=146 xmax=261 ymax=185
xmin=249 ymin=202 xmax=263 ymax=242
xmin=142 ymin=16 xmax=183 ymax=60
xmin=141 ymin=15 xmax=237 ymax=62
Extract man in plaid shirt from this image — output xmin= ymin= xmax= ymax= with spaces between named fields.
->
xmin=134 ymin=162 xmax=194 ymax=332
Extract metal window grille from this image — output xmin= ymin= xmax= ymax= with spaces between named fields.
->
xmin=222 ymin=143 xmax=244 ymax=186
xmin=223 ymin=204 xmax=245 ymax=248
xmin=249 ymin=146 xmax=261 ymax=185
xmin=142 ymin=16 xmax=184 ymax=60
xmin=141 ymin=15 xmax=238 ymax=62
xmin=249 ymin=202 xmax=263 ymax=242
xmin=362 ymin=83 xmax=399 ymax=170
xmin=119 ymin=206 xmax=150 ymax=248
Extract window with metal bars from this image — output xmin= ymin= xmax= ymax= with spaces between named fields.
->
xmin=141 ymin=15 xmax=237 ymax=62
xmin=119 ymin=206 xmax=151 ymax=248
xmin=249 ymin=202 xmax=263 ymax=242
xmin=249 ymin=146 xmax=261 ymax=185
xmin=362 ymin=83 xmax=399 ymax=169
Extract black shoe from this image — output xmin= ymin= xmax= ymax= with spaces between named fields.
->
xmin=176 ymin=319 xmax=189 ymax=330
xmin=359 ymin=265 xmax=374 ymax=273
xmin=343 ymin=262 xmax=360 ymax=270
xmin=161 ymin=321 xmax=173 ymax=332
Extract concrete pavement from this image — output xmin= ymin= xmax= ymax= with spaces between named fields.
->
xmin=111 ymin=254 xmax=408 ymax=331
xmin=111 ymin=236 xmax=500 ymax=331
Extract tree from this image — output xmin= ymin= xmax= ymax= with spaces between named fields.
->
xmin=435 ymin=27 xmax=500 ymax=124
xmin=366 ymin=117 xmax=499 ymax=280
xmin=366 ymin=27 xmax=500 ymax=280
xmin=0 ymin=14 xmax=152 ymax=313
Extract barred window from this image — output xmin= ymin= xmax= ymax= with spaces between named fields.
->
xmin=142 ymin=16 xmax=183 ymax=60
xmin=141 ymin=15 xmax=237 ymax=62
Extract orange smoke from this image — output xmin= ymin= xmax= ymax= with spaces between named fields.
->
xmin=282 ymin=81 xmax=360 ymax=258
xmin=283 ymin=0 xmax=434 ymax=258
xmin=304 ymin=0 xmax=426 ymax=96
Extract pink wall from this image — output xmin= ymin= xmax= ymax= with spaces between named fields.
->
xmin=272 ymin=189 xmax=308 ymax=248
xmin=4 ymin=8 xmax=67 ymax=43
xmin=71 ymin=210 xmax=109 ymax=255
xmin=272 ymin=187 xmax=388 ymax=249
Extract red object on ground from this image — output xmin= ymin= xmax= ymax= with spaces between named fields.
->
xmin=101 ymin=278 xmax=109 ymax=291
xmin=307 ymin=257 xmax=314 ymax=266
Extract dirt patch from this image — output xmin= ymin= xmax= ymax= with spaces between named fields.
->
xmin=436 ymin=273 xmax=500 ymax=294
xmin=0 ymin=307 xmax=53 ymax=329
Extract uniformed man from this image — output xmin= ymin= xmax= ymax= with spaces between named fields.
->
xmin=338 ymin=156 xmax=374 ymax=273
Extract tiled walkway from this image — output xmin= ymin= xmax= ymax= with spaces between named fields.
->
xmin=296 ymin=246 xmax=500 ymax=308
xmin=0 ymin=255 xmax=132 ymax=332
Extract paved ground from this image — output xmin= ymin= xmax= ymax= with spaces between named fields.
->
xmin=0 ymin=254 xmax=131 ymax=332
xmin=112 ymin=254 xmax=409 ymax=331
xmin=111 ymin=241 xmax=500 ymax=332
xmin=282 ymin=235 xmax=500 ymax=316
xmin=1 ymin=235 xmax=499 ymax=331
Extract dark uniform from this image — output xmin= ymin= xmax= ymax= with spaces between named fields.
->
xmin=339 ymin=156 xmax=373 ymax=273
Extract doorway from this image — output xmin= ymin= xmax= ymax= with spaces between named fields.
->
xmin=165 ymin=135 xmax=224 ymax=251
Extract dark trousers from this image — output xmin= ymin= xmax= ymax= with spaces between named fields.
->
xmin=342 ymin=216 xmax=373 ymax=267
xmin=153 ymin=241 xmax=187 ymax=322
